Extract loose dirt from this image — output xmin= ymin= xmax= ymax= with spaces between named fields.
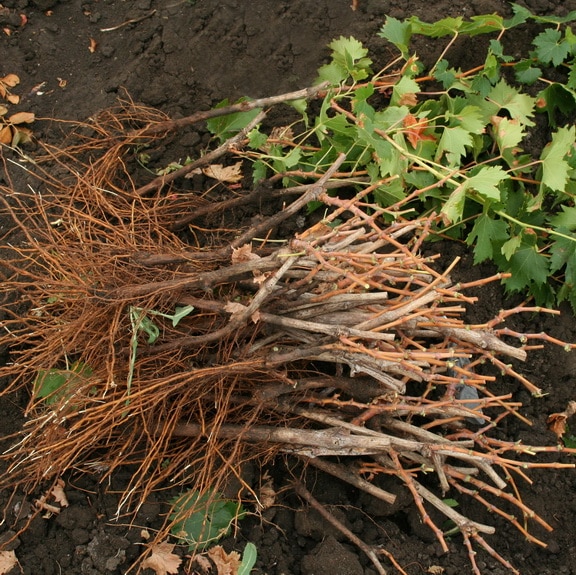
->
xmin=1 ymin=1 xmax=576 ymax=574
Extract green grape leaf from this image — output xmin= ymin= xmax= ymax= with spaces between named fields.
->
xmin=289 ymin=97 xmax=308 ymax=119
xmin=34 ymin=361 xmax=93 ymax=405
xmin=483 ymin=52 xmax=500 ymax=84
xmin=317 ymin=36 xmax=372 ymax=84
xmin=549 ymin=233 xmax=576 ymax=274
xmin=470 ymin=74 xmax=493 ymax=98
xmin=391 ymin=76 xmax=420 ymax=107
xmin=460 ymin=14 xmax=505 ymax=36
xmin=548 ymin=205 xmax=576 ymax=230
xmin=452 ymin=104 xmax=486 ymax=134
xmin=248 ymin=129 xmax=268 ymax=150
xmin=433 ymin=59 xmax=458 ymax=89
xmin=501 ymin=234 xmax=522 ymax=261
xmin=408 ymin=16 xmax=463 ymax=38
xmin=379 ymin=17 xmax=412 ymax=55
xmin=529 ymin=10 xmax=576 ymax=25
xmin=504 ymin=245 xmax=549 ymax=291
xmin=441 ymin=184 xmax=467 ymax=223
xmin=373 ymin=178 xmax=406 ymax=206
xmin=504 ymin=3 xmax=532 ymax=28
xmin=541 ymin=126 xmax=575 ymax=192
xmin=568 ymin=63 xmax=576 ymax=91
xmin=514 ymin=60 xmax=542 ymax=85
xmin=493 ymin=117 xmax=525 ymax=151
xmin=488 ymin=80 xmax=536 ymax=126
xmin=252 ymin=159 xmax=268 ymax=184
xmin=206 ymin=99 xmax=263 ymax=142
xmin=532 ymin=28 xmax=571 ymax=66
xmin=536 ymin=83 xmax=576 ymax=126
xmin=466 ymin=213 xmax=509 ymax=263
xmin=465 ymin=165 xmax=509 ymax=201
xmin=436 ymin=126 xmax=473 ymax=165
xmin=317 ymin=61 xmax=349 ymax=85
xmin=487 ymin=39 xmax=513 ymax=62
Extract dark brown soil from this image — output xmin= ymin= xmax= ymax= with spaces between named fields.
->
xmin=1 ymin=1 xmax=576 ymax=574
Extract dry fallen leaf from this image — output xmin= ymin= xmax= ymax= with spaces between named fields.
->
xmin=270 ymin=125 xmax=295 ymax=143
xmin=0 ymin=73 xmax=20 ymax=88
xmin=547 ymin=413 xmax=568 ymax=439
xmin=34 ymin=478 xmax=69 ymax=516
xmin=252 ymin=271 xmax=267 ymax=285
xmin=51 ymin=478 xmax=69 ymax=508
xmin=0 ymin=550 xmax=20 ymax=575
xmin=296 ymin=220 xmax=332 ymax=241
xmin=259 ymin=473 xmax=276 ymax=510
xmin=8 ymin=111 xmax=35 ymax=124
xmin=224 ymin=301 xmax=246 ymax=316
xmin=427 ymin=567 xmax=445 ymax=575
xmin=140 ymin=541 xmax=182 ymax=575
xmin=231 ymin=244 xmax=260 ymax=264
xmin=35 ymin=495 xmax=61 ymax=516
xmin=207 ymin=545 xmax=241 ymax=575
xmin=0 ymin=125 xmax=12 ymax=145
xmin=547 ymin=400 xmax=576 ymax=440
xmin=194 ymin=554 xmax=212 ymax=574
xmin=202 ymin=161 xmax=243 ymax=183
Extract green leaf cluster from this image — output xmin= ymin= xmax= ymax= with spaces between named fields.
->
xmin=170 ymin=489 xmax=245 ymax=551
xmin=317 ymin=36 xmax=373 ymax=84
xmin=204 ymin=6 xmax=576 ymax=310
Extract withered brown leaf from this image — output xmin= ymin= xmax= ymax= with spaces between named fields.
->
xmin=140 ymin=541 xmax=182 ymax=575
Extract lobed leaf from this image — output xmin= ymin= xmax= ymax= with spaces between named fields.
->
xmin=532 ymin=28 xmax=571 ymax=66
xmin=492 ymin=117 xmax=525 ymax=152
xmin=379 ymin=17 xmax=412 ymax=55
xmin=317 ymin=36 xmax=372 ymax=84
xmin=466 ymin=213 xmax=509 ymax=263
xmin=548 ymin=205 xmax=576 ymax=230
xmin=488 ymin=80 xmax=536 ymax=126
xmin=465 ymin=165 xmax=509 ymax=201
xmin=503 ymin=244 xmax=549 ymax=292
xmin=540 ymin=126 xmax=575 ymax=192
xmin=408 ymin=15 xmax=463 ymax=38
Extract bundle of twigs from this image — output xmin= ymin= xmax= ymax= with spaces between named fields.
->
xmin=0 ymin=96 xmax=575 ymax=575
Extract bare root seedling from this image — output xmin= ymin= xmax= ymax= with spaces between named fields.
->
xmin=0 ymin=93 xmax=574 ymax=574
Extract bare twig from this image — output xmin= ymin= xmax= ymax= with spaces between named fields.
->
xmin=100 ymin=9 xmax=156 ymax=32
xmin=134 ymin=110 xmax=267 ymax=196
xmin=293 ymin=479 xmax=389 ymax=575
xmin=135 ymin=82 xmax=330 ymax=137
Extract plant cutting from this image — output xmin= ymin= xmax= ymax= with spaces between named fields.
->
xmin=1 ymin=7 xmax=576 ymax=575
xmin=209 ymin=5 xmax=576 ymax=310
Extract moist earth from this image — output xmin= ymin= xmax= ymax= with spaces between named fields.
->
xmin=1 ymin=1 xmax=576 ymax=574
